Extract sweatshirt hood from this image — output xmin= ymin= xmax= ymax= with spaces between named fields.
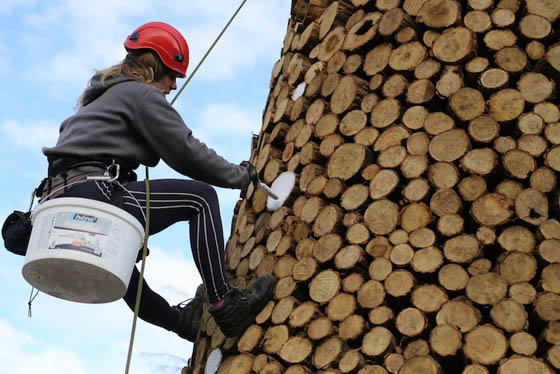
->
xmin=81 ymin=74 xmax=135 ymax=106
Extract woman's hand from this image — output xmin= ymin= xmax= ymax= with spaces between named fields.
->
xmin=240 ymin=161 xmax=259 ymax=186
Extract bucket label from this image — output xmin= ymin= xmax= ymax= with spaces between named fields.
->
xmin=71 ymin=213 xmax=98 ymax=223
xmin=47 ymin=211 xmax=113 ymax=257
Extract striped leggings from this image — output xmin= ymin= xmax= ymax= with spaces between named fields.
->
xmin=59 ymin=178 xmax=232 ymax=330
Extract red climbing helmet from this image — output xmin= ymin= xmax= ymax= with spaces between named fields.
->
xmin=124 ymin=21 xmax=189 ymax=77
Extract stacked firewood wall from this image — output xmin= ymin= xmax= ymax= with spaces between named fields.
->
xmin=185 ymin=0 xmax=560 ymax=373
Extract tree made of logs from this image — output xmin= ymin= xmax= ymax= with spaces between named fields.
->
xmin=185 ymin=1 xmax=560 ymax=373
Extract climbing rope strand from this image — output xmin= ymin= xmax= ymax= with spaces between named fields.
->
xmin=116 ymin=181 xmax=147 ymax=222
xmin=124 ymin=166 xmax=151 ymax=374
xmin=39 ymin=179 xmax=90 ymax=202
xmin=170 ymin=0 xmax=248 ymax=106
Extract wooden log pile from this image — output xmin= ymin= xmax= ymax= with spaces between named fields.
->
xmin=185 ymin=0 xmax=560 ymax=373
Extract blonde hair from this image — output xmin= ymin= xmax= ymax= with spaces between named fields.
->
xmin=77 ymin=50 xmax=169 ymax=107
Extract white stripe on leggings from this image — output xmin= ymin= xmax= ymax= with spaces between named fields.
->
xmin=123 ymin=190 xmax=229 ymax=299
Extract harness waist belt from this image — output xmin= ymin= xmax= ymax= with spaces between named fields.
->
xmin=47 ymin=156 xmax=136 ymax=177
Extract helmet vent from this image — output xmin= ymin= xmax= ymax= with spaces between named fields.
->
xmin=129 ymin=32 xmax=139 ymax=42
xmin=174 ymin=52 xmax=184 ymax=63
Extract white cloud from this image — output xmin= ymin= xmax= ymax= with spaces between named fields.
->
xmin=198 ymin=103 xmax=260 ymax=134
xmin=25 ymin=51 xmax=94 ymax=92
xmin=179 ymin=1 xmax=289 ymax=79
xmin=142 ymin=245 xmax=202 ymax=303
xmin=187 ymin=102 xmax=259 ymax=164
xmin=15 ymin=0 xmax=289 ymax=94
xmin=1 ymin=120 xmax=59 ymax=149
xmin=0 ymin=319 xmax=86 ymax=374
xmin=0 ymin=319 xmax=37 ymax=345
xmin=19 ymin=1 xmax=152 ymax=94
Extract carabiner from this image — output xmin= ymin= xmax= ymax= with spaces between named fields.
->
xmin=86 ymin=161 xmax=120 ymax=183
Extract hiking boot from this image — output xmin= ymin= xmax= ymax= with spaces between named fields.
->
xmin=210 ymin=275 xmax=276 ymax=337
xmin=173 ymin=283 xmax=206 ymax=342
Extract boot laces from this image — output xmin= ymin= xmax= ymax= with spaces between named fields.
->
xmin=177 ymin=297 xmax=194 ymax=309
xmin=177 ymin=291 xmax=204 ymax=311
xmin=233 ymin=287 xmax=251 ymax=302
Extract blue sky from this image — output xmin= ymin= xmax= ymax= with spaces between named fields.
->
xmin=0 ymin=1 xmax=290 ymax=373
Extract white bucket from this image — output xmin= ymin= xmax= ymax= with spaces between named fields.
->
xmin=22 ymin=197 xmax=144 ymax=303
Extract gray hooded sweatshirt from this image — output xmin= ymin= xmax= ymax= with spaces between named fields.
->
xmin=43 ymin=74 xmax=250 ymax=189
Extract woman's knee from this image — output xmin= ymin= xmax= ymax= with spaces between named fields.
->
xmin=190 ymin=180 xmax=219 ymax=205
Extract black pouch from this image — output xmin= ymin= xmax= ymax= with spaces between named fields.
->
xmin=2 ymin=211 xmax=32 ymax=256
xmin=135 ymin=247 xmax=150 ymax=263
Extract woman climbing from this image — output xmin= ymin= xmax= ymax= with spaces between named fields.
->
xmin=38 ymin=21 xmax=276 ymax=340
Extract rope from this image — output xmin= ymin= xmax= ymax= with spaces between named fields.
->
xmin=125 ymin=166 xmax=150 ymax=374
xmin=170 ymin=0 xmax=248 ymax=106
xmin=27 ymin=287 xmax=39 ymax=317
xmin=124 ymin=3 xmax=248 ymax=370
